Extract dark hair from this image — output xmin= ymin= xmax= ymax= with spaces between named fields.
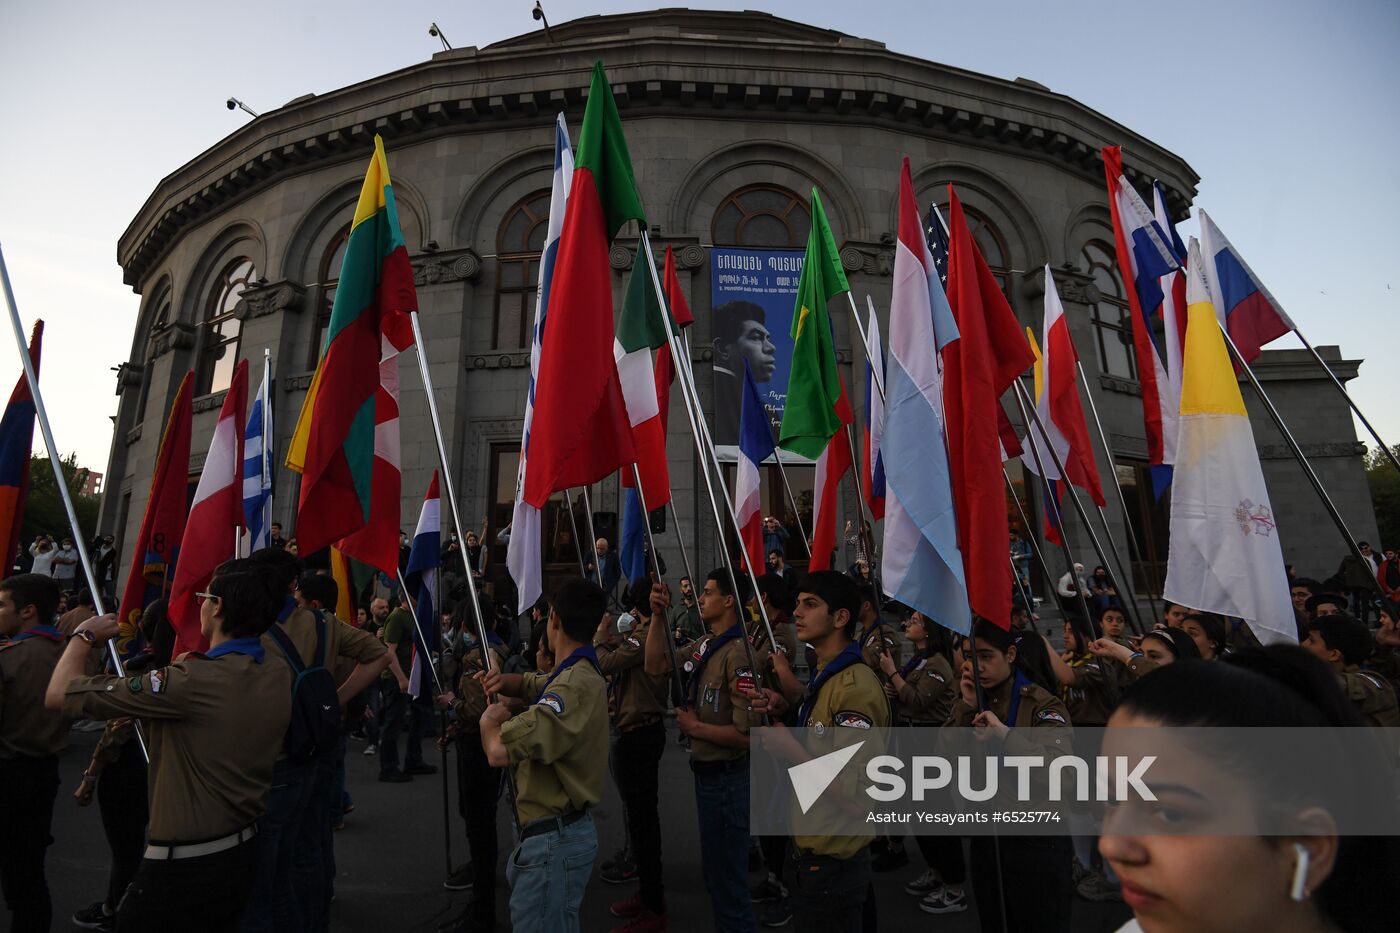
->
xmin=705 ymin=568 xmax=751 ymax=623
xmin=551 ymin=578 xmax=606 ymax=644
xmin=712 ymin=299 xmax=766 ymax=347
xmin=296 ymin=572 xmax=338 ymax=611
xmin=208 ymin=561 xmax=283 ymax=639
xmin=854 ymin=583 xmax=878 ymax=615
xmin=1140 ymin=627 xmax=1202 ymax=661
xmin=972 ymin=617 xmax=1016 ymax=653
xmin=799 ymin=570 xmax=860 ymax=639
xmin=756 ymin=573 xmax=793 ymax=615
xmin=627 ymin=578 xmax=652 ymax=616
xmin=528 ymin=620 xmax=553 ymax=669
xmin=767 ymin=549 xmax=783 ymax=559
xmin=1096 ymin=604 xmax=1126 ymax=627
xmin=1063 ymin=613 xmax=1095 ymax=655
xmin=1 ymin=573 xmax=61 ymax=624
xmin=76 ymin=587 xmax=95 ymax=608
xmin=1307 ymin=614 xmax=1373 ymax=666
xmin=1305 ymin=592 xmax=1347 ymax=617
xmin=1011 ymin=628 xmax=1059 ymax=693
xmin=1118 ymin=647 xmax=1399 ymax=928
xmin=247 ymin=546 xmax=304 ymax=592
xmin=1181 ymin=612 xmax=1227 ymax=657
xmin=139 ymin=599 xmax=176 ymax=668
xmin=1291 ymin=577 xmax=1322 ymax=595
xmin=532 ymin=595 xmax=550 ymax=617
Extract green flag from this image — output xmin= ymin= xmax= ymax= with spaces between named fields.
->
xmin=778 ymin=188 xmax=851 ymax=459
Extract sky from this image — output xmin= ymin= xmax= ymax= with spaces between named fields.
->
xmin=1 ymin=0 xmax=1397 ymax=477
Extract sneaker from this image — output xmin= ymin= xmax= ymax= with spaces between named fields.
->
xmin=1070 ymin=857 xmax=1088 ymax=885
xmin=903 ymin=869 xmax=943 ymax=897
xmin=920 ymin=888 xmax=968 ymax=914
xmin=362 ymin=744 xmax=378 ymax=756
xmin=870 ymin=845 xmax=909 ymax=873
xmin=378 ymin=770 xmax=412 ymax=783
xmin=601 ymin=848 xmax=631 ymax=871
xmin=759 ymin=898 xmax=792 ymax=928
xmin=72 ymin=902 xmax=115 ymax=931
xmin=612 ymin=906 xmax=667 ymax=932
xmin=444 ymin=862 xmax=474 ymax=891
xmin=1075 ymin=871 xmax=1123 ymax=903
xmin=610 ymin=893 xmax=644 ymax=918
xmin=343 ymin=802 xmax=355 ymax=815
xmin=406 ymin=762 xmax=439 ymax=775
xmin=601 ymin=859 xmax=639 ymax=884
xmin=750 ymin=873 xmax=787 ymax=903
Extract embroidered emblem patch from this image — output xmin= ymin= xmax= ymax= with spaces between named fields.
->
xmin=537 ymin=692 xmax=565 ymax=714
xmin=734 ymin=667 xmax=756 ymax=694
xmin=834 ymin=710 xmax=873 ymax=729
xmin=626 ymin=635 xmax=641 ymax=649
xmin=126 ymin=676 xmax=143 ymax=694
xmin=812 ymin=722 xmax=826 ymax=736
xmin=1037 ymin=709 xmax=1067 ymax=724
xmin=683 ymin=660 xmax=695 ymax=673
xmin=148 ymin=670 xmax=165 ymax=695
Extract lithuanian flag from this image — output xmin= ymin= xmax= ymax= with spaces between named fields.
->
xmin=523 ymin=62 xmax=648 ymax=508
xmin=779 ymin=189 xmax=852 ymax=460
xmin=287 ymin=136 xmax=416 ymax=554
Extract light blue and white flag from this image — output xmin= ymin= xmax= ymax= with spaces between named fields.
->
xmin=507 ymin=114 xmax=574 ymax=614
xmin=407 ymin=472 xmax=442 ymax=698
xmin=241 ymin=353 xmax=273 ymax=552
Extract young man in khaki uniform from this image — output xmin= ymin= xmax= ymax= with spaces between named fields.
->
xmin=595 ymin=579 xmax=671 ymax=930
xmin=855 ymin=584 xmax=901 ymax=673
xmin=1302 ymin=614 xmax=1400 ymax=727
xmin=46 ymin=560 xmax=293 ymax=933
xmin=0 ymin=573 xmax=67 ymax=932
xmin=644 ymin=570 xmax=759 ymax=933
xmin=478 ymin=578 xmax=610 ymax=933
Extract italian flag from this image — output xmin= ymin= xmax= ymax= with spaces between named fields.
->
xmin=287 ymin=135 xmax=415 ymax=555
xmin=524 ymin=62 xmax=648 ymax=508
xmin=615 ymin=251 xmax=672 ymax=509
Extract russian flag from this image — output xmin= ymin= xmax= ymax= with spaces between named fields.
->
xmin=736 ymin=364 xmax=776 ymax=574
xmin=1198 ymin=209 xmax=1295 ymax=366
xmin=0 ymin=321 xmax=41 ymax=574
xmin=1101 ymin=147 xmax=1182 ymax=480
xmin=406 ymin=472 xmax=441 ymax=699
xmin=862 ymin=302 xmax=885 ymax=521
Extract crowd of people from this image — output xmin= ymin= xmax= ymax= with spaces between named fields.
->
xmin=3 ymin=517 xmax=1399 ymax=933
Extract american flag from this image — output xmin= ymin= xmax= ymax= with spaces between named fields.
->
xmin=925 ymin=202 xmax=950 ymax=288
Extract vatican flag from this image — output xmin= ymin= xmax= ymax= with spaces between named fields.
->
xmin=1162 ymin=238 xmax=1296 ymax=644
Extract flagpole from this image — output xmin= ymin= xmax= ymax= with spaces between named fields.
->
xmin=579 ymin=485 xmax=603 ymax=587
xmin=667 ymin=499 xmax=697 ymax=594
xmin=263 ymin=348 xmax=273 ymax=544
xmin=1009 ymin=383 xmax=1103 ymax=639
xmin=637 ymin=230 xmax=778 ymax=655
xmin=1291 ymin=329 xmax=1400 ymax=477
xmin=1220 ymin=325 xmax=1374 ymax=576
xmin=1004 ymin=470 xmax=1056 ymax=637
xmin=405 ymin=311 xmax=520 ymax=837
xmin=843 ymin=422 xmax=882 ymax=595
xmin=845 ymin=292 xmax=885 ymax=403
xmin=772 ymin=454 xmax=812 ymax=556
xmin=0 ymin=245 xmax=151 ymax=763
xmin=395 ymin=571 xmax=445 ymax=694
xmin=562 ymin=489 xmax=588 ymax=576
xmin=1074 ymin=360 xmax=1162 ymax=623
xmin=1014 ymin=381 xmax=1148 ymax=637
xmin=628 ymin=466 xmax=686 ymax=701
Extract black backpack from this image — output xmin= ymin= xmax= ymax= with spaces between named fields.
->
xmin=266 ymin=611 xmax=340 ymax=761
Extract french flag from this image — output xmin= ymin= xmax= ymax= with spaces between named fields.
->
xmin=406 ymin=472 xmax=441 ymax=699
xmin=168 ymin=359 xmax=248 ymax=656
xmin=1198 ymin=209 xmax=1295 ymax=365
xmin=736 ymin=364 xmax=776 ymax=574
xmin=862 ymin=301 xmax=885 ymax=521
xmin=1101 ymin=147 xmax=1182 ymax=486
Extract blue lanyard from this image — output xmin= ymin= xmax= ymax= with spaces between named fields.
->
xmin=797 ymin=641 xmax=865 ymax=726
xmin=10 ymin=624 xmax=63 ymax=643
xmin=541 ymin=644 xmax=601 ymax=694
xmin=206 ymin=637 xmax=266 ymax=663
xmin=685 ymin=623 xmax=743 ymax=706
xmin=1004 ymin=670 xmax=1032 ymax=727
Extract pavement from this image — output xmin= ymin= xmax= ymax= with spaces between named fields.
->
xmin=43 ymin=721 xmax=1133 ymax=932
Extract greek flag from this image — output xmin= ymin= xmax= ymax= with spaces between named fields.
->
xmin=242 ymin=355 xmax=273 ymax=551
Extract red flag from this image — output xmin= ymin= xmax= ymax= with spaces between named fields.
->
xmin=523 ymin=63 xmax=645 ymax=508
xmin=114 ymin=371 xmax=193 ymax=656
xmin=943 ymin=187 xmax=1035 ymax=628
xmin=0 ymin=321 xmax=42 ymax=574
xmin=809 ymin=422 xmax=853 ymax=571
xmin=654 ymin=245 xmax=693 ymax=435
xmin=169 ymin=360 xmax=248 ymax=656
xmin=996 ymin=402 xmax=1023 ymax=460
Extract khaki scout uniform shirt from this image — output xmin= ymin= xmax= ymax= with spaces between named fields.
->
xmin=451 ymin=644 xmax=504 ymax=735
xmin=1342 ymin=666 xmax=1400 ymax=727
xmin=860 ymin=621 xmax=902 ymax=672
xmin=502 ymin=658 xmax=609 ymax=825
xmin=594 ymin=616 xmax=669 ymax=731
xmin=948 ymin=677 xmax=1074 ymax=749
xmin=895 ymin=653 xmax=955 ymax=725
xmin=63 ymin=650 xmax=292 ymax=843
xmin=679 ymin=626 xmax=760 ymax=763
xmin=1060 ymin=653 xmax=1115 ymax=727
xmin=0 ymin=630 xmax=68 ymax=759
xmin=794 ymin=652 xmax=890 ymax=859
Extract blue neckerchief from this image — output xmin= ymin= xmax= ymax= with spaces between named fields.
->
xmin=899 ymin=650 xmax=931 ymax=679
xmin=797 ymin=641 xmax=866 ymax=726
xmin=277 ymin=596 xmax=297 ymax=623
xmin=541 ymin=644 xmax=600 ymax=694
xmin=1004 ymin=670 xmax=1033 ymax=727
xmin=685 ymin=623 xmax=744 ymax=707
xmin=206 ymin=637 xmax=266 ymax=664
xmin=10 ymin=624 xmax=63 ymax=643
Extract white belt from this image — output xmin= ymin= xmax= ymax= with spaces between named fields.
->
xmin=145 ymin=824 xmax=258 ymax=861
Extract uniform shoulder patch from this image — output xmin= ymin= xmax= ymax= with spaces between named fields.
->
xmin=734 ymin=666 xmax=756 ymax=694
xmin=625 ymin=635 xmax=641 ymax=649
xmin=126 ymin=676 xmax=143 ymax=694
xmin=536 ymin=691 xmax=566 ymax=715
xmin=148 ymin=670 xmax=166 ymax=694
xmin=833 ymin=710 xmax=873 ymax=729
xmin=1036 ymin=709 xmax=1067 ymax=724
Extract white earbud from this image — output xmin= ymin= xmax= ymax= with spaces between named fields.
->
xmin=1290 ymin=843 xmax=1310 ymax=902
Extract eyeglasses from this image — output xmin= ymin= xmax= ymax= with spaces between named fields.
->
xmin=195 ymin=591 xmax=220 ymax=604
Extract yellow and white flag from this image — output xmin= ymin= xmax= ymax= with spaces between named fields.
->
xmin=1162 ymin=238 xmax=1295 ymax=644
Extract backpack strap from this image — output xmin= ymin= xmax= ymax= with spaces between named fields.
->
xmin=266 ymin=622 xmax=307 ymax=676
xmin=310 ymin=609 xmax=329 ymax=668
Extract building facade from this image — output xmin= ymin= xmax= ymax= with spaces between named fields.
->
xmin=103 ymin=9 xmax=1376 ymax=608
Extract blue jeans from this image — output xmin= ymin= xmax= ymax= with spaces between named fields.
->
xmin=693 ymin=761 xmax=757 ymax=933
xmin=506 ymin=812 xmax=598 ymax=933
xmin=243 ymin=757 xmax=320 ymax=933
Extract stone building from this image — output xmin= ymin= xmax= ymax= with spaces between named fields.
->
xmin=103 ymin=8 xmax=1376 ymax=610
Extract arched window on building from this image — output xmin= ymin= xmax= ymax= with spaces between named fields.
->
xmin=712 ymin=185 xmax=811 ymax=248
xmin=1081 ymin=240 xmax=1136 ymax=381
xmin=929 ymin=201 xmax=1013 ymax=298
xmin=198 ymin=257 xmax=255 ymax=395
xmin=138 ymin=296 xmax=172 ymax=422
xmin=494 ymin=191 xmax=551 ymax=350
xmin=311 ymin=225 xmax=350 ymax=367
